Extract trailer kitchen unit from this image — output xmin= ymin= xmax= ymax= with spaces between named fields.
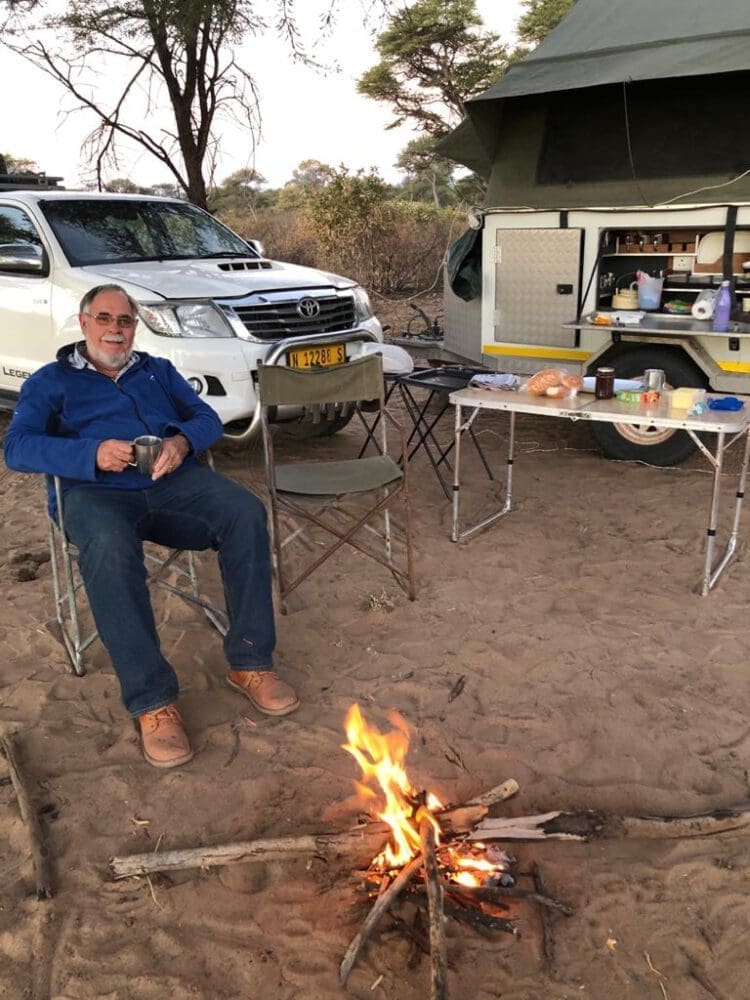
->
xmin=440 ymin=0 xmax=750 ymax=465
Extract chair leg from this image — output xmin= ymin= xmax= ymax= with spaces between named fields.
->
xmin=267 ymin=499 xmax=289 ymax=615
xmin=49 ymin=520 xmax=91 ymax=676
xmin=148 ymin=550 xmax=229 ymax=636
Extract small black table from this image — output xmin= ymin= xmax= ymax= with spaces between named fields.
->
xmin=359 ymin=366 xmax=494 ymax=499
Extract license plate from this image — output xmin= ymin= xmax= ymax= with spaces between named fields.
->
xmin=287 ymin=343 xmax=346 ymax=369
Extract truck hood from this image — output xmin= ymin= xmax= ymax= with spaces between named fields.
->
xmin=81 ymin=258 xmax=354 ymax=301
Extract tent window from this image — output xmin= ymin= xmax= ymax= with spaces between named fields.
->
xmin=537 ymin=76 xmax=750 ymax=186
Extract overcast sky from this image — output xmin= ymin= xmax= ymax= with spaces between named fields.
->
xmin=1 ymin=0 xmax=521 ymax=190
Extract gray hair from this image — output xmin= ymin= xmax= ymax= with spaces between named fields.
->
xmin=79 ymin=283 xmax=138 ymax=316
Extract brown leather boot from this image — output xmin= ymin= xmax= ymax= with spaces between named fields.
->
xmin=227 ymin=670 xmax=300 ymax=717
xmin=138 ymin=704 xmax=193 ymax=768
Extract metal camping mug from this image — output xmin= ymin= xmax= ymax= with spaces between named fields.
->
xmin=130 ymin=435 xmax=163 ymax=474
xmin=643 ymin=369 xmax=666 ymax=393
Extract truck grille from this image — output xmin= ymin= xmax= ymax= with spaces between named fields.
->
xmin=233 ymin=295 xmax=355 ymax=340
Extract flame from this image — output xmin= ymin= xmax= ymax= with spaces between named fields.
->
xmin=453 ymin=871 xmax=482 ymax=887
xmin=342 ymin=703 xmax=442 ymax=868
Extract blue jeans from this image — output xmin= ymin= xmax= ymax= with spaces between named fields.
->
xmin=63 ymin=465 xmax=276 ymax=717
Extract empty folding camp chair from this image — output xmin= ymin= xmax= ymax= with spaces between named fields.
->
xmin=258 ymin=353 xmax=416 ymax=612
xmin=47 ymin=473 xmax=228 ymax=676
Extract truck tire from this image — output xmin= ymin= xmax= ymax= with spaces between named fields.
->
xmin=588 ymin=347 xmax=707 ymax=466
xmin=279 ymin=409 xmax=355 ymax=439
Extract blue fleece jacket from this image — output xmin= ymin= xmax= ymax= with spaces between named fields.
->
xmin=3 ymin=343 xmax=224 ymax=514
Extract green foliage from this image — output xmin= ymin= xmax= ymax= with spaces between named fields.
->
xmin=104 ymin=177 xmax=152 ymax=194
xmin=357 ymin=0 xmax=508 ymax=137
xmin=208 ymin=169 xmax=272 ymax=215
xmin=395 ymin=136 xmax=466 ymax=207
xmin=275 ymin=160 xmax=338 ymax=210
xmin=304 ymin=167 xmax=391 ymax=257
xmin=515 ymin=0 xmax=576 ymax=47
xmin=296 ymin=166 xmax=452 ymax=293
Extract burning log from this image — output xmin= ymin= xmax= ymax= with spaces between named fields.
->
xmin=108 ymin=696 xmax=750 ymax=1000
xmin=531 ymin=862 xmax=557 ymax=978
xmin=419 ymin=812 xmax=448 ymax=1000
xmin=471 ymin=802 xmax=750 ymax=842
xmin=109 ymin=787 xmax=515 ymax=880
xmin=339 ymin=854 xmax=424 ymax=986
xmin=441 ymin=881 xmax=573 ymax=917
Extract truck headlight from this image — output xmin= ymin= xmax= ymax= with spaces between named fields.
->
xmin=139 ymin=301 xmax=235 ymax=338
xmin=352 ymin=286 xmax=375 ymax=323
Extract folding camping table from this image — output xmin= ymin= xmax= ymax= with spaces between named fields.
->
xmin=358 ymin=367 xmax=494 ymax=499
xmin=448 ymin=388 xmax=750 ymax=595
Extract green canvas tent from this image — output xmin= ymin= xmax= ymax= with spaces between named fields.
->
xmin=439 ymin=0 xmax=750 ymax=208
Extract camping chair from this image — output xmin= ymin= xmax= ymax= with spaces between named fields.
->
xmin=47 ymin=470 xmax=228 ymax=677
xmin=258 ymin=353 xmax=416 ymax=612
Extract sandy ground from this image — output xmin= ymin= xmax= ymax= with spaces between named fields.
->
xmin=2 ymin=389 xmax=750 ymax=1000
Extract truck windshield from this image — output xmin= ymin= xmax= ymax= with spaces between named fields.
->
xmin=39 ymin=198 xmax=256 ymax=266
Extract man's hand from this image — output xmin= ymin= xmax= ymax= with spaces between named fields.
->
xmin=151 ymin=434 xmax=191 ymax=480
xmin=96 ymin=439 xmax=137 ymax=472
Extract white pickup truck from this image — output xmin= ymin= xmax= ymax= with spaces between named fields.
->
xmin=0 ymin=189 xmax=383 ymax=438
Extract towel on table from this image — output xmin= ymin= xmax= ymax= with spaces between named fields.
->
xmin=469 ymin=373 xmax=520 ymax=391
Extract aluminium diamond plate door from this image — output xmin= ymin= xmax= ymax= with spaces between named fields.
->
xmin=494 ymin=229 xmax=582 ymax=347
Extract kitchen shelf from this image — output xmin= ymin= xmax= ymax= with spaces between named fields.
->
xmin=566 ymin=314 xmax=750 ymax=338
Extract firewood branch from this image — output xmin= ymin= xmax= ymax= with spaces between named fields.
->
xmin=420 ymin=814 xmax=448 ymax=1000
xmin=110 ymin=782 xmax=519 ymax=880
xmin=471 ymin=802 xmax=750 ymax=842
xmin=339 ymin=854 xmax=423 ymax=986
xmin=1 ymin=733 xmax=54 ymax=900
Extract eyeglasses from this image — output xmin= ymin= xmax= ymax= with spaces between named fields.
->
xmin=84 ymin=312 xmax=137 ymax=329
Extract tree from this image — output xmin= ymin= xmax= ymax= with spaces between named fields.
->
xmin=1 ymin=153 xmax=39 ymax=174
xmin=395 ymin=137 xmax=457 ymax=207
xmin=209 ymin=167 xmax=271 ymax=215
xmin=0 ymin=1 xmax=354 ymax=208
xmin=515 ymin=0 xmax=575 ymax=47
xmin=357 ymin=0 xmax=508 ymax=138
xmin=104 ymin=177 xmax=151 ymax=194
xmin=275 ymin=159 xmax=337 ymax=209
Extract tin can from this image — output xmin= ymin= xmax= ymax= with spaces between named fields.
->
xmin=595 ymin=366 xmax=616 ymax=400
xmin=643 ymin=368 xmax=666 ymax=393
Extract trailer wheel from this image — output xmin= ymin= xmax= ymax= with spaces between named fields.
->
xmin=588 ymin=347 xmax=707 ymax=466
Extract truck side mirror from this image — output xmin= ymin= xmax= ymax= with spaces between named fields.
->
xmin=0 ymin=242 xmax=45 ymax=274
xmin=245 ymin=238 xmax=265 ymax=258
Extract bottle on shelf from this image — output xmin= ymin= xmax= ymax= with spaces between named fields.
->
xmin=713 ymin=280 xmax=732 ymax=332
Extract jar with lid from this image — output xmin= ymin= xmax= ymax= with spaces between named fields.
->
xmin=595 ymin=366 xmax=616 ymax=400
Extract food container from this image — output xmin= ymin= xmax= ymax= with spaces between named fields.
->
xmin=594 ymin=367 xmax=616 ymax=400
xmin=668 ymin=387 xmax=706 ymax=410
xmin=643 ymin=369 xmax=666 ymax=393
xmin=612 ymin=276 xmax=639 ymax=310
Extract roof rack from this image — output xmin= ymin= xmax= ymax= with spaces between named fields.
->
xmin=0 ymin=172 xmax=65 ymax=192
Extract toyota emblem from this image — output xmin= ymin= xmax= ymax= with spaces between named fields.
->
xmin=296 ymin=297 xmax=320 ymax=319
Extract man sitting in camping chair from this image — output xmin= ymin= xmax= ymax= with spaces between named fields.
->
xmin=3 ymin=283 xmax=298 ymax=769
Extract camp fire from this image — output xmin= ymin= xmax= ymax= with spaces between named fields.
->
xmin=342 ymin=703 xmax=513 ymax=887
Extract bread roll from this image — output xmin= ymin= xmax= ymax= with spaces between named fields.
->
xmin=545 ymin=384 xmax=569 ymax=398
xmin=560 ymin=373 xmax=583 ymax=390
xmin=526 ymin=369 xmax=563 ymax=395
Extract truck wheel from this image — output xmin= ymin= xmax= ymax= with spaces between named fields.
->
xmin=279 ymin=409 xmax=355 ymax=439
xmin=588 ymin=347 xmax=707 ymax=466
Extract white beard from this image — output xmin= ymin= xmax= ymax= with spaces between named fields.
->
xmin=86 ymin=343 xmax=132 ymax=370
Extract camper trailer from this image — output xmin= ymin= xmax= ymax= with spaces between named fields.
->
xmin=441 ymin=0 xmax=750 ymax=465
xmin=445 ymin=203 xmax=750 ymax=465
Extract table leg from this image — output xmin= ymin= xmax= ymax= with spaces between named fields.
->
xmin=356 ymin=379 xmax=399 ymax=458
xmin=451 ymin=402 xmax=463 ymax=542
xmin=399 ymin=386 xmax=452 ymax=500
xmin=451 ymin=407 xmax=513 ymax=542
xmin=703 ymin=427 xmax=750 ymax=594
